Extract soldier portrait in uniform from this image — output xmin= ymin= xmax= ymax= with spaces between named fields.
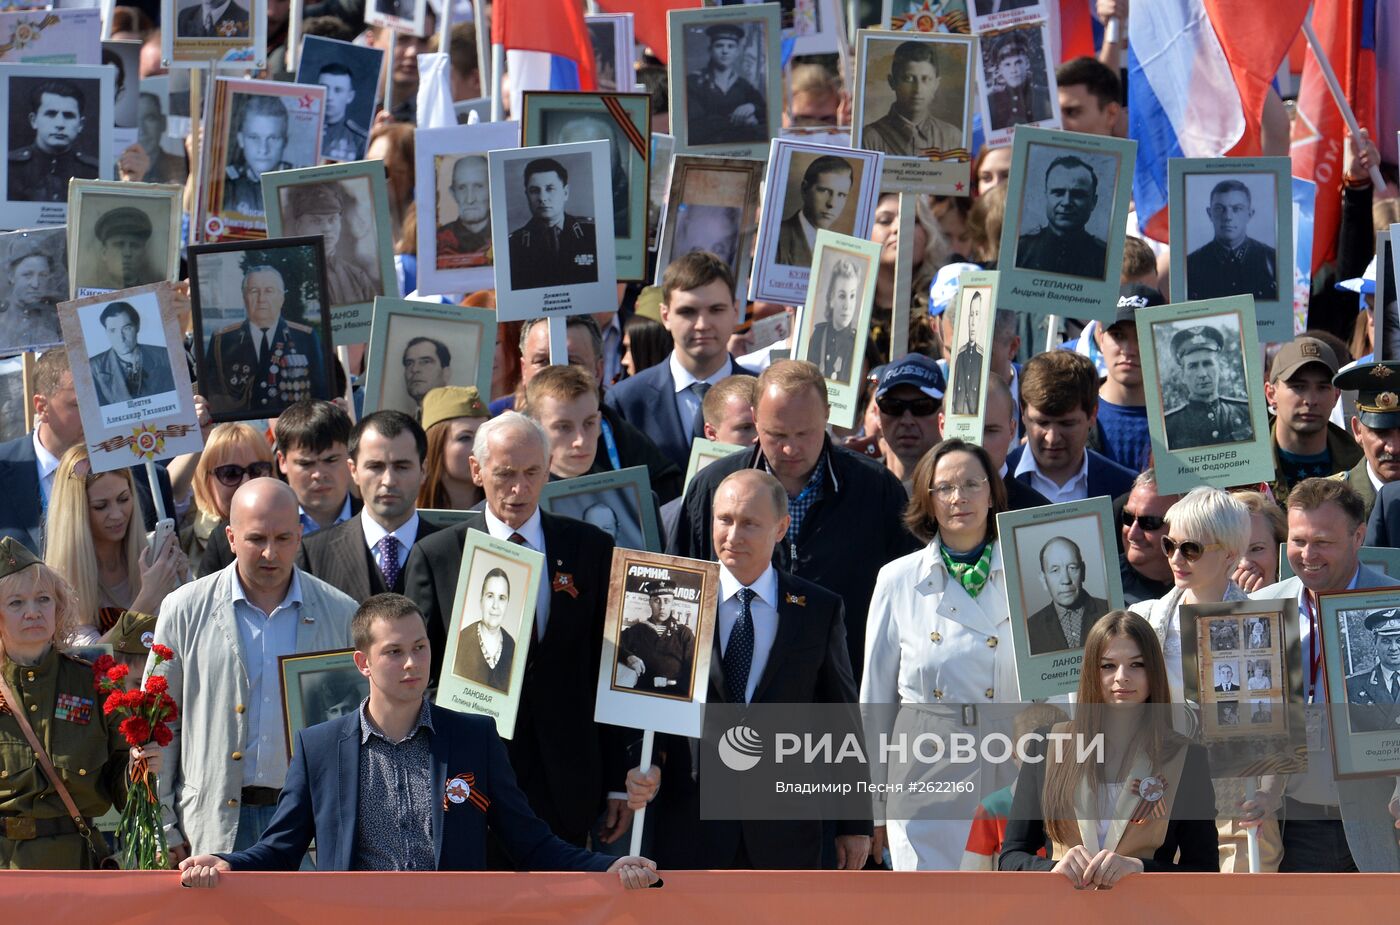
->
xmin=1022 ymin=531 xmax=1111 ymax=657
xmin=1183 ymin=174 xmax=1280 ymax=303
xmin=982 ymin=28 xmax=1053 ymax=133
xmin=802 ymin=253 xmax=865 ymax=384
xmin=454 ymin=565 xmax=520 ymax=694
xmin=776 ymin=154 xmax=855 ymax=267
xmin=279 ymin=180 xmax=380 ymax=306
xmin=222 ymin=94 xmax=297 ymax=216
xmin=1155 ymin=316 xmax=1255 ymax=452
xmin=0 ymin=228 xmax=67 ymax=353
xmin=6 ymin=76 xmax=101 ymax=203
xmin=1342 ymin=608 xmax=1400 ymax=734
xmin=504 ymin=155 xmax=599 ymax=290
xmin=682 ymin=21 xmax=769 ymax=148
xmin=296 ymin=36 xmax=382 ymax=167
xmin=950 ymin=288 xmax=985 ymax=416
xmin=435 ymin=154 xmax=491 ymax=270
xmin=82 ymin=299 xmax=177 ymax=407
xmin=618 ymin=579 xmax=697 ymax=700
xmin=858 ymin=37 xmax=967 ymax=159
xmin=1217 ymin=701 xmax=1240 ymax=726
xmin=1013 ymin=144 xmax=1118 ymax=281
xmin=175 ymin=0 xmax=251 ymax=37
xmin=72 ymin=196 xmax=172 ymax=296
xmin=298 ymin=666 xmax=369 ymax=726
xmin=313 ymin=64 xmax=367 ymax=163
xmin=1208 ymin=618 xmax=1239 ymax=652
xmin=133 ymin=93 xmax=187 ymax=185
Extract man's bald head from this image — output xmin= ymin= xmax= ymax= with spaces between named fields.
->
xmin=716 ymin=469 xmax=788 ymax=520
xmin=229 ymin=477 xmax=300 ymax=530
xmin=226 ymin=478 xmax=303 ymax=601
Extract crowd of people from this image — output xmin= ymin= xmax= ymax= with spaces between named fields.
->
xmin=2 ymin=0 xmax=1400 ymax=893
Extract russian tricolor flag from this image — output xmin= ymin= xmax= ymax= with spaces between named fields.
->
xmin=1127 ymin=0 xmax=1309 ymax=242
xmin=493 ymin=0 xmax=597 ymax=116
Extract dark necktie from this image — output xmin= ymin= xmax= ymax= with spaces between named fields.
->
xmin=724 ymin=588 xmax=756 ymax=704
xmin=256 ymin=327 xmax=270 ymax=371
xmin=1391 ymin=673 xmax=1399 ymax=701
xmin=204 ymin=11 xmax=213 ymax=32
xmin=375 ymin=535 xmax=401 ymax=590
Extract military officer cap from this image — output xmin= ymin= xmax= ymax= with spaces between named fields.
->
xmin=286 ymin=183 xmax=346 ymax=216
xmin=6 ymin=232 xmax=53 ymax=271
xmin=1269 ymin=335 xmax=1339 ymax=384
xmin=640 ymin=579 xmax=677 ymax=598
xmin=1364 ymin=608 xmax=1400 ymax=635
xmin=0 ymin=536 xmax=41 ymax=581
xmin=420 ymin=386 xmax=489 ymax=432
xmin=1333 ymin=361 xmax=1400 ymax=430
xmin=94 ymin=206 xmax=153 ymax=243
xmin=1170 ymin=325 xmax=1224 ymax=362
xmin=705 ymin=23 xmax=744 ymax=43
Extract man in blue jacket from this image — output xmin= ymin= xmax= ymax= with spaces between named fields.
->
xmin=178 ymin=593 xmax=659 ymax=887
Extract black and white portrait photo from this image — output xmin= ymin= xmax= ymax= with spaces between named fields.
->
xmin=801 ymin=249 xmax=868 ymax=384
xmin=585 ymin=14 xmax=633 ymax=94
xmin=776 ymin=153 xmax=860 ymax=267
xmin=858 ymin=36 xmax=968 ymax=159
xmin=1245 ymin=658 xmax=1273 ymax=690
xmin=296 ymin=36 xmax=381 ymax=164
xmin=657 ymin=156 xmax=763 ymax=290
xmin=102 ymin=40 xmax=141 ymax=130
xmin=673 ymin=204 xmax=742 ymax=268
xmin=616 ymin=575 xmax=699 ymax=700
xmin=0 ymin=227 xmax=67 ymax=353
xmin=1209 ymin=618 xmax=1240 ymax=652
xmin=1217 ymin=700 xmax=1240 ymax=726
xmin=6 ymin=74 xmax=102 ymax=203
xmin=366 ymin=303 xmax=490 ymax=417
xmin=175 ymin=0 xmax=251 ymax=37
xmin=78 ymin=298 xmax=177 ymax=408
xmin=1341 ymin=608 xmax=1400 ymax=733
xmin=1249 ymin=700 xmax=1273 ymax=724
xmin=502 ymin=153 xmax=600 ymax=290
xmin=949 ymin=287 xmax=986 ymax=416
xmin=278 ymin=179 xmax=382 ymax=306
xmin=1213 ymin=661 xmax=1241 ymax=692
xmin=982 ymin=26 xmax=1053 ymax=132
xmin=1013 ymin=143 xmax=1119 ymax=281
xmin=454 ymin=559 xmax=528 ymax=694
xmin=1153 ymin=313 xmax=1254 ymax=452
xmin=540 ymin=108 xmax=632 ymax=234
xmin=71 ymin=193 xmax=175 ymax=295
xmin=132 ymin=88 xmax=187 ymax=186
xmin=222 ymin=92 xmax=317 ymax=216
xmin=1021 ymin=527 xmax=1111 ymax=657
xmin=299 ymin=666 xmax=369 ymax=725
xmin=1183 ymin=173 xmax=1280 ymax=303
xmin=681 ymin=19 xmax=769 ymax=148
xmin=1245 ymin=616 xmax=1272 ymax=650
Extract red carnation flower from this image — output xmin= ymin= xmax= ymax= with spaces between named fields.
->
xmin=119 ymin=716 xmax=151 ymax=747
xmin=145 ymin=676 xmax=168 ymax=696
xmin=152 ymin=723 xmax=173 ymax=747
xmin=151 ymin=644 xmax=175 ymax=661
xmin=105 ymin=664 xmax=130 ymax=684
xmin=92 ymin=655 xmax=115 ymax=678
xmin=103 ymin=694 xmax=121 ymax=716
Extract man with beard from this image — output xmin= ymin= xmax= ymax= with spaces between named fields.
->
xmin=619 ymin=579 xmax=696 ymax=696
xmin=807 ymin=257 xmax=862 ymax=382
xmin=9 ymin=80 xmax=99 ymax=202
xmin=0 ymin=236 xmax=62 ymax=348
xmin=437 ymin=154 xmax=491 ymax=268
xmin=84 ymin=207 xmax=160 ymax=292
xmin=777 ymin=155 xmax=853 ymax=268
xmin=1026 ymin=536 xmax=1109 ymax=655
xmin=1333 ymin=360 xmax=1400 ymax=521
xmin=402 ymin=337 xmax=451 ymax=411
xmin=315 ymin=62 xmax=367 ymax=162
xmin=285 ymin=183 xmax=377 ymax=304
xmin=1015 ymin=154 xmax=1108 ymax=279
xmin=223 ymin=95 xmax=294 ymax=215
xmin=1162 ymin=324 xmax=1253 ymax=451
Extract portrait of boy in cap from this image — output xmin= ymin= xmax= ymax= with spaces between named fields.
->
xmin=0 ymin=230 xmax=65 ymax=351
xmin=984 ymin=31 xmax=1051 ymax=131
xmin=685 ymin=21 xmax=768 ymax=146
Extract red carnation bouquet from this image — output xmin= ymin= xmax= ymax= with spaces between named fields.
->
xmin=93 ymin=645 xmax=178 ymax=870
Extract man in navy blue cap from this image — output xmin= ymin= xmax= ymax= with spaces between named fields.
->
xmin=872 ymin=354 xmax=944 ymax=495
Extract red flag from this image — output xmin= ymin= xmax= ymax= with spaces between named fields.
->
xmin=1208 ymin=0 xmax=1311 ymax=157
xmin=492 ymin=0 xmax=597 ymax=90
xmin=595 ymin=0 xmax=702 ymax=63
xmin=1058 ymin=0 xmax=1096 ymax=63
xmin=1291 ymin=0 xmax=1377 ymax=271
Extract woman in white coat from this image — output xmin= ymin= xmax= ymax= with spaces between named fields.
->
xmin=862 ymin=438 xmax=1019 ymax=871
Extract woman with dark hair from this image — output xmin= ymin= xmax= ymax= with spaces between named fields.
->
xmin=999 ymin=610 xmax=1218 ymax=883
xmin=453 ymin=567 xmax=514 ymax=692
xmin=622 ymin=313 xmax=670 ymax=378
xmin=862 ymin=438 xmax=1013 ymax=870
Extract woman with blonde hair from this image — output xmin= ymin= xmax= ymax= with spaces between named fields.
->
xmin=43 ymin=446 xmax=183 ymax=660
xmin=183 ymin=422 xmax=274 ymax=565
xmin=417 ymin=385 xmax=489 ymax=510
xmin=999 ymin=611 xmax=1218 ymax=883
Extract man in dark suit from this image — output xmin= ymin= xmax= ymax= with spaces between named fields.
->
xmin=605 ymin=251 xmax=755 ymax=471
xmin=776 ymin=155 xmax=853 ymax=267
xmin=636 ymin=469 xmax=869 ymax=869
xmin=1026 ymin=536 xmax=1109 ymax=655
xmin=298 ymin=411 xmax=440 ymax=602
xmin=8 ymin=79 xmax=99 ymax=203
xmin=1014 ymin=154 xmax=1109 ymax=280
xmin=178 ymin=593 xmax=658 ymax=884
xmin=506 ymin=158 xmax=599 ymax=290
xmin=1345 ymin=609 xmax=1400 ymax=733
xmin=177 ymin=0 xmax=250 ymax=38
xmin=89 ymin=301 xmax=176 ymax=406
xmin=402 ymin=412 xmax=633 ymax=850
xmin=1214 ymin=664 xmax=1240 ymax=692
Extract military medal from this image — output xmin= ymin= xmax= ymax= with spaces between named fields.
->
xmin=1128 ymin=775 xmax=1168 ymax=824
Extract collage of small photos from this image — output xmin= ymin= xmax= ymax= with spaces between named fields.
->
xmin=1198 ymin=613 xmax=1285 ymax=738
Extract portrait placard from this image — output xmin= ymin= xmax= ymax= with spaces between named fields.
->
xmin=667 ymin=3 xmax=782 ymax=160
xmin=791 ymin=230 xmax=881 ymax=428
xmin=1383 ymin=228 xmax=1400 ymax=362
xmin=1317 ymin=588 xmax=1400 ymax=779
xmin=522 ymin=92 xmax=651 ymax=281
xmin=161 ymin=0 xmax=266 ymax=69
xmin=361 ymin=297 xmax=495 ymax=418
xmin=997 ymin=126 xmax=1135 ymax=322
xmin=683 ymin=437 xmax=747 ymax=495
xmin=941 ymin=269 xmax=999 ymax=442
xmin=647 ymin=132 xmax=675 ymax=251
xmin=195 ymin=77 xmax=325 ymax=244
xmin=654 ymin=154 xmax=764 ymax=292
xmin=363 ymin=0 xmax=428 ymax=38
xmin=295 ymin=35 xmax=383 ymax=164
xmin=413 ymin=121 xmax=519 ymax=298
xmin=999 ymin=496 xmax=1123 ymax=700
xmin=188 ymin=235 xmax=334 ymax=422
xmin=1168 ymin=157 xmax=1293 ymax=340
xmin=58 ymin=281 xmax=203 ymax=473
xmin=585 ymin=13 xmax=635 ymax=93
xmin=594 ymin=548 xmax=719 ymax=739
xmin=0 ymin=9 xmax=101 ymax=63
xmin=0 ymin=226 xmax=69 ymax=353
xmin=262 ymin=160 xmax=395 ymax=345
xmin=539 ymin=465 xmax=662 ymax=553
xmin=0 ymin=63 xmax=113 ymax=230
xmin=277 ymin=649 xmax=368 ymax=758
xmin=719 ymin=0 xmax=842 ymax=55
xmin=1280 ymin=546 xmax=1400 ymax=582
xmin=1135 ymin=295 xmax=1272 ymax=495
xmin=974 ymin=19 xmax=1060 ymax=149
xmin=436 ymin=528 xmax=544 ymax=739
xmin=67 ymin=180 xmax=181 ymax=299
xmin=968 ymin=0 xmax=1046 ymax=32
xmin=132 ymin=75 xmax=190 ymax=187
xmin=749 ymin=139 xmax=885 ymax=305
xmin=487 ymin=139 xmax=618 ymax=323
xmin=853 ymin=30 xmax=976 ymax=194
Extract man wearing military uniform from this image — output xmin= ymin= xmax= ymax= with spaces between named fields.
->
xmin=82 ymin=206 xmax=160 ymax=293
xmin=315 ymin=63 xmax=368 ymax=163
xmin=0 ymin=236 xmax=62 ymax=350
xmin=436 ymin=154 xmax=491 ymax=269
xmin=132 ymin=93 xmax=187 ymax=185
xmin=204 ymin=265 xmax=327 ymax=415
xmin=951 ymin=291 xmax=984 ymax=416
xmin=176 ymin=0 xmax=250 ymax=37
xmin=222 ymin=95 xmax=294 ymax=216
xmin=1185 ymin=179 xmax=1279 ymax=302
xmin=8 ymin=80 xmax=99 ymax=203
xmin=985 ymin=34 xmax=1052 ymax=131
xmin=861 ymin=40 xmax=963 ymax=158
xmin=1332 ymin=360 xmax=1400 ymax=520
xmin=285 ymin=183 xmax=378 ymax=305
xmin=686 ymin=23 xmax=767 ymax=146
xmin=1015 ymin=155 xmax=1108 ymax=279
xmin=619 ymin=580 xmax=696 ymax=697
xmin=1163 ymin=325 xmax=1254 ymax=450
xmin=507 ymin=157 xmax=598 ymax=289
xmin=1345 ymin=609 xmax=1400 ymax=733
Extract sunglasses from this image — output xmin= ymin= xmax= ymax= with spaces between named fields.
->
xmin=876 ymin=395 xmax=940 ymax=417
xmin=1121 ymin=510 xmax=1166 ymax=532
xmin=1160 ymin=536 xmax=1224 ymax=562
xmin=212 ymin=461 xmax=274 ymax=487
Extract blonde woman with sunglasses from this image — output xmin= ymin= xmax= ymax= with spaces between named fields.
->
xmin=184 ymin=422 xmax=274 ymax=568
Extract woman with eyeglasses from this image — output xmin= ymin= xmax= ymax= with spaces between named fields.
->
xmin=998 ymin=611 xmax=1218 ymax=883
xmin=43 ymin=446 xmax=185 ymax=673
xmin=183 ymin=423 xmax=275 ymax=570
xmin=862 ymin=438 xmax=1017 ymax=870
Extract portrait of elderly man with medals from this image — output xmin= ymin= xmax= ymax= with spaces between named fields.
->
xmin=619 ymin=579 xmax=697 ymax=698
xmin=1162 ymin=325 xmax=1253 ymax=451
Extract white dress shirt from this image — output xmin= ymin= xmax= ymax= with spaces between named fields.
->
xmin=361 ymin=511 xmax=421 ymax=576
xmin=1013 ymin=447 xmax=1089 ymax=504
xmin=670 ymin=351 xmax=736 ymax=435
xmin=717 ymin=564 xmax=780 ymax=704
xmin=32 ymin=429 xmax=60 ymax=506
xmin=797 ymin=211 xmax=818 ymax=253
xmin=482 ymin=506 xmax=551 ymax=637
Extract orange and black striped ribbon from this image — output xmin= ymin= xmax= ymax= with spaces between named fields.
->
xmin=602 ymin=95 xmax=647 ymax=157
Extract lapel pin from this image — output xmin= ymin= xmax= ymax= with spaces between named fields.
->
xmin=785 ymin=593 xmax=806 ymax=606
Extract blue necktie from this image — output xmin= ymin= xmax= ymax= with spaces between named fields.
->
xmin=376 ymin=534 xmax=401 ymax=590
xmin=724 ymin=588 xmax=756 ymax=704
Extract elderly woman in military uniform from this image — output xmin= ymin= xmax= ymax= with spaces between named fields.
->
xmin=862 ymin=438 xmax=1018 ymax=870
xmin=283 ymin=183 xmax=378 ymax=305
xmin=0 ymin=235 xmax=63 ymax=352
xmin=1162 ymin=325 xmax=1254 ymax=451
xmin=0 ymin=537 xmax=162 ymax=869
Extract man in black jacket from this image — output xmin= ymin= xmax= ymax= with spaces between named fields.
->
xmin=670 ymin=360 xmax=917 ymax=680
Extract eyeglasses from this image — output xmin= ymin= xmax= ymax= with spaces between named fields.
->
xmin=877 ymin=395 xmax=940 ymax=417
xmin=1160 ymin=536 xmax=1224 ymax=562
xmin=1121 ymin=510 xmax=1166 ymax=532
xmin=212 ymin=461 xmax=274 ymax=487
xmin=930 ymin=477 xmax=990 ymax=501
